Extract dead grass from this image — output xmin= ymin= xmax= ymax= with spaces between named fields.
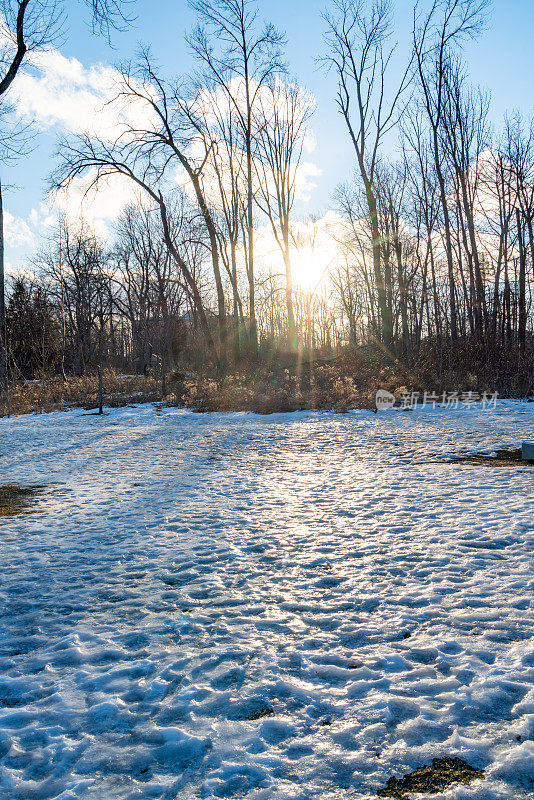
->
xmin=446 ymin=448 xmax=527 ymax=466
xmin=377 ymin=756 xmax=484 ymax=798
xmin=171 ymin=360 xmax=400 ymax=414
xmin=1 ymin=373 xmax=162 ymax=417
xmin=0 ymin=485 xmax=44 ymax=517
xmin=2 ymin=346 xmax=529 ymax=418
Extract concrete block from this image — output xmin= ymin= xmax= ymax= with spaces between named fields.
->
xmin=522 ymin=442 xmax=534 ymax=462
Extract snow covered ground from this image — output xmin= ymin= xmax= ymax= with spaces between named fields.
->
xmin=0 ymin=401 xmax=533 ymax=800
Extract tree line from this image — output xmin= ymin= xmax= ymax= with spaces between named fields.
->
xmin=2 ymin=0 xmax=534 ymax=396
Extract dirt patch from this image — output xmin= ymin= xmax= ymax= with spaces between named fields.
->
xmin=0 ymin=485 xmax=44 ymax=517
xmin=245 ymin=704 xmax=275 ymax=720
xmin=377 ymin=756 xmax=484 ymax=798
xmin=446 ymin=448 xmax=529 ymax=466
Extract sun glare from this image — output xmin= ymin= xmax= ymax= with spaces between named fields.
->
xmin=291 ymin=246 xmax=331 ymax=291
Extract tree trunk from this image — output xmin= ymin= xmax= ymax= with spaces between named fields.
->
xmin=394 ymin=234 xmax=410 ymax=361
xmin=245 ymin=77 xmax=258 ymax=354
xmin=434 ymin=157 xmax=458 ymax=342
xmin=282 ymin=248 xmax=297 ymax=350
xmin=157 ymin=195 xmax=219 ymax=365
xmin=189 ymin=170 xmax=226 ymax=368
xmin=367 ymin=187 xmax=392 ymax=350
xmin=161 ymin=352 xmax=167 ymax=397
xmin=230 ymin=240 xmax=240 ymax=361
xmin=516 ymin=208 xmax=527 ymax=353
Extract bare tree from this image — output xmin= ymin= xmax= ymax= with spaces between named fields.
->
xmin=0 ymin=183 xmax=6 ymax=397
xmin=324 ymin=0 xmax=411 ymax=351
xmin=0 ymin=0 xmax=132 ymax=402
xmin=190 ymin=84 xmax=247 ymax=359
xmin=413 ymin=0 xmax=489 ymax=341
xmin=0 ymin=0 xmax=130 ymax=101
xmin=440 ymin=58 xmax=489 ymax=341
xmin=111 ymin=202 xmax=190 ymax=392
xmin=503 ymin=115 xmax=534 ymax=355
xmin=255 ymin=80 xmax=314 ymax=349
xmin=188 ymin=0 xmax=285 ymax=352
xmin=38 ymin=221 xmax=107 ymax=375
xmin=54 ymin=57 xmax=223 ymax=363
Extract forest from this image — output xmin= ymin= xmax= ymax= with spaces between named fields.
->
xmin=1 ymin=0 xmax=534 ymax=414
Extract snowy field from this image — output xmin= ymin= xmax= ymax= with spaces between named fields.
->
xmin=0 ymin=402 xmax=533 ymax=800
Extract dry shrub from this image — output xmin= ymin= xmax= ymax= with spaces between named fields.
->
xmin=1 ymin=372 xmax=162 ymax=417
xmin=5 ymin=338 xmax=526 ymax=418
xmin=175 ymin=361 xmax=395 ymax=414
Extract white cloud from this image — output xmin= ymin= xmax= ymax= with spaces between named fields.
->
xmin=9 ymin=47 xmax=322 ymax=247
xmin=29 ymin=203 xmax=56 ymax=231
xmin=11 ymin=48 xmax=157 ymax=143
xmin=191 ymin=76 xmax=321 ymax=208
xmin=3 ymin=48 xmax=159 ymax=239
xmin=4 ymin=211 xmax=35 ymax=247
xmin=51 ymin=169 xmax=150 ymax=240
xmin=6 ymin=48 xmax=161 ymax=238
xmin=295 ymin=161 xmax=322 ymax=203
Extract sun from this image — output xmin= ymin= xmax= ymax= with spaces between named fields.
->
xmin=290 ymin=245 xmax=331 ymax=291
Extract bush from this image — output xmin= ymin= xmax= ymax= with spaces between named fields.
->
xmin=1 ymin=372 xmax=162 ymax=417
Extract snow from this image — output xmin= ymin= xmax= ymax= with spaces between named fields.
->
xmin=0 ymin=401 xmax=533 ymax=799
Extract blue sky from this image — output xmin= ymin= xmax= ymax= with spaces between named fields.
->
xmin=3 ymin=0 xmax=534 ymax=272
